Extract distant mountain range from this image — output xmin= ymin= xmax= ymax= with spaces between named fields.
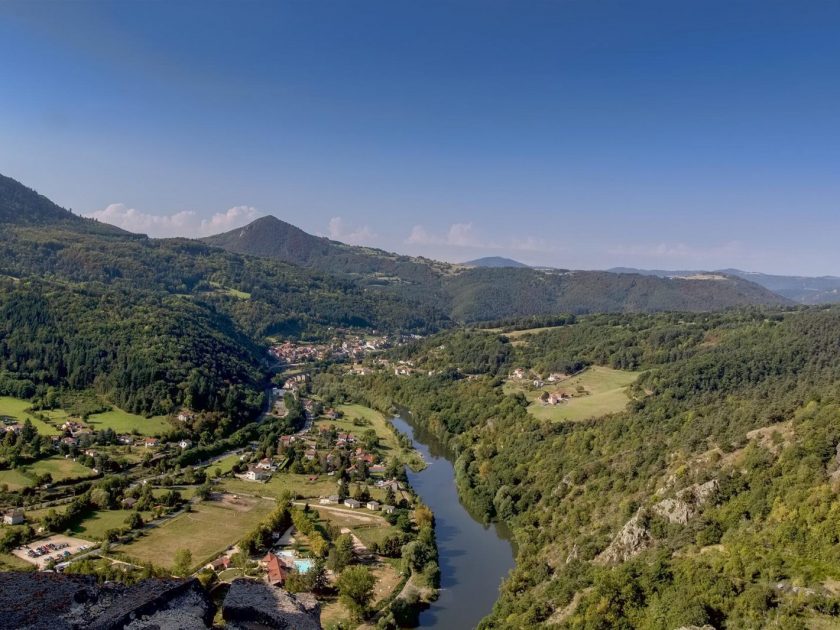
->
xmin=463 ymin=256 xmax=529 ymax=268
xmin=203 ymin=212 xmax=791 ymax=320
xmin=610 ymin=267 xmax=840 ymax=304
xmin=0 ymin=172 xmax=794 ymax=330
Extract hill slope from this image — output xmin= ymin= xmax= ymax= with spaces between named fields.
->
xmin=202 ymin=215 xmax=447 ymax=283
xmin=444 ymin=268 xmax=791 ymax=321
xmin=611 ymin=266 xmax=840 ymax=304
xmin=330 ymin=309 xmax=840 ymax=627
xmin=205 ymin=217 xmax=792 ymax=321
xmin=0 ymin=174 xmax=128 ymax=235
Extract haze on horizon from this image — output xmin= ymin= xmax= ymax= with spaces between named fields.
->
xmin=1 ymin=1 xmax=839 ymax=275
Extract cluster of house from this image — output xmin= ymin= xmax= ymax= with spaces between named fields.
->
xmin=318 ymin=495 xmax=395 ymax=513
xmin=237 ymin=422 xmax=389 ymax=483
xmin=510 ymin=368 xmax=568 ymax=385
xmin=0 ymin=416 xmax=27 ymax=434
xmin=280 ymin=374 xmax=310 ymax=395
xmin=539 ymin=391 xmax=571 ymax=405
xmin=270 ymin=342 xmax=329 ymax=364
xmin=271 ymin=334 xmax=410 ymax=369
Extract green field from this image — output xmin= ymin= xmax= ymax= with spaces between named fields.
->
xmin=0 ymin=468 xmax=35 ymax=490
xmin=0 ymin=396 xmax=61 ymax=435
xmin=28 ymin=456 xmax=97 ymax=482
xmin=0 ymin=397 xmax=170 ymax=437
xmin=86 ymin=409 xmax=171 ymax=436
xmin=515 ymin=366 xmax=639 ymax=422
xmin=223 ymin=474 xmax=338 ymax=500
xmin=71 ymin=509 xmax=148 ymax=540
xmin=121 ymin=499 xmax=274 ymax=571
xmin=209 ymin=281 xmax=251 ymax=300
xmin=212 ymin=453 xmax=243 ymax=475
xmin=0 ymin=456 xmax=95 ymax=490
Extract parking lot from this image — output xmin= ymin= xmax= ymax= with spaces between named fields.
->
xmin=11 ymin=534 xmax=95 ymax=569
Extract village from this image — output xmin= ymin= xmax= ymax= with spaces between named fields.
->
xmin=268 ymin=331 xmax=420 ymax=366
xmin=0 ymin=361 xmax=434 ymax=628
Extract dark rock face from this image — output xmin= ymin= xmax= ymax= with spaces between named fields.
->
xmin=222 ymin=579 xmax=321 ymax=630
xmin=0 ymin=573 xmax=212 ymax=629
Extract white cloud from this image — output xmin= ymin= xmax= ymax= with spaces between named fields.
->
xmin=407 ymin=222 xmax=479 ymax=247
xmin=200 ymin=205 xmax=262 ymax=235
xmin=84 ymin=203 xmax=262 ymax=238
xmin=326 ymin=216 xmax=376 ymax=245
xmin=406 ymin=222 xmax=554 ymax=254
xmin=607 ymin=241 xmax=744 ymax=263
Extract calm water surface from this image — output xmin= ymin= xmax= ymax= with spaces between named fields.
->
xmin=391 ymin=414 xmax=516 ymax=630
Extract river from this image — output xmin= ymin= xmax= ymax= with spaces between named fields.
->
xmin=391 ymin=414 xmax=516 ymax=630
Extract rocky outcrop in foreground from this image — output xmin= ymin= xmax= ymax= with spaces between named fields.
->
xmin=222 ymin=578 xmax=321 ymax=630
xmin=0 ymin=572 xmax=212 ymax=629
xmin=0 ymin=572 xmax=322 ymax=629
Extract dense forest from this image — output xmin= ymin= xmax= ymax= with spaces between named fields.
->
xmin=0 ymin=279 xmax=264 ymax=417
xmin=312 ymin=308 xmax=840 ymax=628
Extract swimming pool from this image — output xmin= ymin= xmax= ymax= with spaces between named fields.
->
xmin=278 ymin=550 xmax=313 ymax=574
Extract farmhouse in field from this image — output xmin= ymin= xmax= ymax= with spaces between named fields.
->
xmin=344 ymin=498 xmax=361 ymax=509
xmin=242 ymin=466 xmax=269 ymax=482
xmin=3 ymin=509 xmax=24 ymax=525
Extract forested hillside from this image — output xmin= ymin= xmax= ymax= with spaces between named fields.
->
xmin=0 ymin=173 xmax=127 ymax=235
xmin=313 ymin=308 xmax=840 ymax=628
xmin=0 ymin=279 xmax=264 ymax=418
xmin=0 ymin=175 xmax=448 ymax=421
xmin=613 ymin=267 xmax=840 ymax=305
xmin=205 ymin=216 xmax=791 ymax=322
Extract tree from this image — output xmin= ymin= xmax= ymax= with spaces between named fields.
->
xmin=328 ymin=533 xmax=355 ymax=572
xmin=125 ymin=511 xmax=144 ymax=530
xmin=173 ymin=548 xmax=193 ymax=577
xmin=414 ymin=504 xmax=434 ymax=529
xmin=309 ymin=532 xmax=329 ymax=558
xmin=337 ymin=565 xmax=376 ymax=620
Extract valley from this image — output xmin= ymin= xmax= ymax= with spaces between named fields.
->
xmin=0 ymin=173 xmax=838 ymax=629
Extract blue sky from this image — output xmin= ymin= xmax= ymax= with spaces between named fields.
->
xmin=1 ymin=1 xmax=839 ymax=274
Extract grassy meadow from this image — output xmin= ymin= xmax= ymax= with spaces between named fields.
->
xmin=0 ymin=396 xmax=61 ymax=435
xmin=0 ymin=456 xmax=96 ymax=490
xmin=508 ymin=366 xmax=639 ymax=422
xmin=86 ymin=408 xmax=171 ymax=435
xmin=121 ymin=498 xmax=275 ymax=571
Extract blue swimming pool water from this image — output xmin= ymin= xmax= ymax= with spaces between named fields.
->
xmin=294 ymin=559 xmax=313 ymax=574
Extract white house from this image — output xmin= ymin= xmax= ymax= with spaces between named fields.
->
xmin=3 ymin=509 xmax=24 ymax=525
xmin=243 ymin=467 xmax=269 ymax=482
xmin=366 ymin=500 xmax=380 ymax=511
xmin=344 ymin=498 xmax=361 ymax=509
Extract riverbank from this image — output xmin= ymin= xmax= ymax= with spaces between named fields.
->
xmin=391 ymin=415 xmax=515 ymax=630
